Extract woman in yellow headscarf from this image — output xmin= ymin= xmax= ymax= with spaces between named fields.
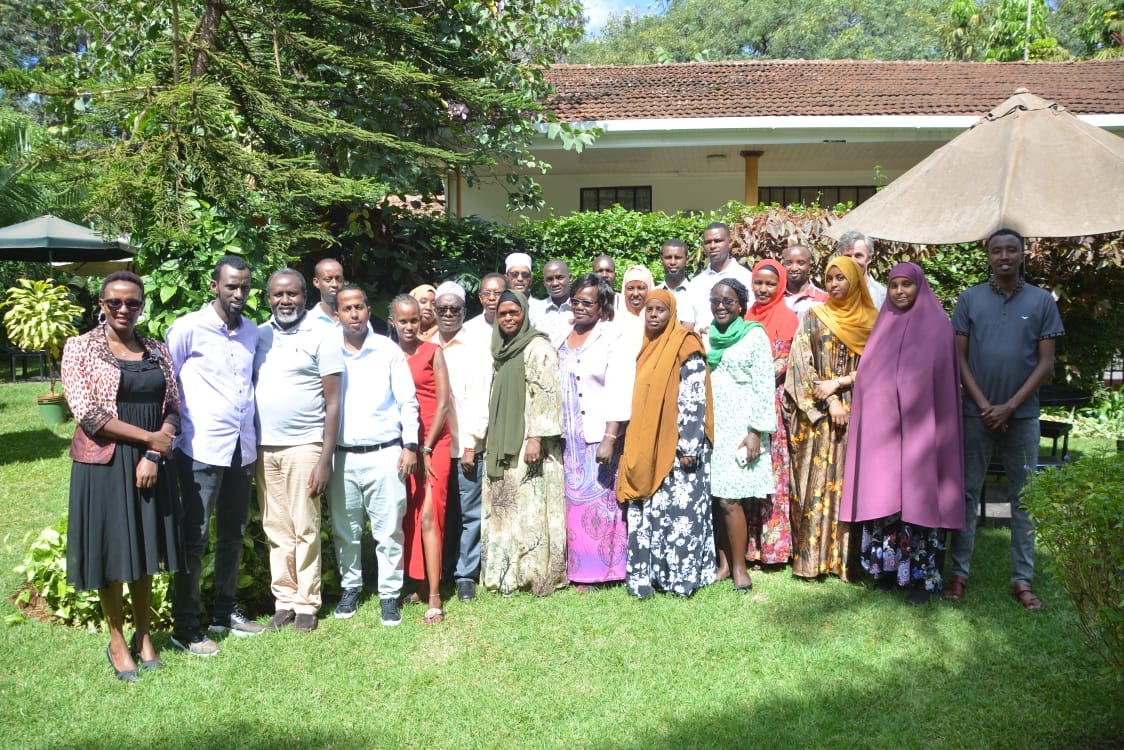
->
xmin=783 ymin=256 xmax=877 ymax=580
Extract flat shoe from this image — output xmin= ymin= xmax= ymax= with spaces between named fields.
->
xmin=106 ymin=644 xmax=138 ymax=683
xmin=1012 ymin=583 xmax=1045 ymax=611
xmin=424 ymin=607 xmax=446 ymax=625
xmin=130 ymin=633 xmax=164 ymax=670
xmin=942 ymin=575 xmax=967 ymax=601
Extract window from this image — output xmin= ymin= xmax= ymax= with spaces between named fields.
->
xmin=757 ymin=185 xmax=878 ymax=208
xmin=580 ymin=186 xmax=652 ymax=212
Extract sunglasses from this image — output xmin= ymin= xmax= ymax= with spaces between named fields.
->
xmin=507 ymin=271 xmax=532 ymax=279
xmin=436 ymin=305 xmax=464 ymax=315
xmin=102 ymin=298 xmax=143 ymax=311
xmin=569 ymin=298 xmax=599 ymax=309
xmin=709 ymin=296 xmax=739 ymax=308
xmin=479 ymin=290 xmax=503 ymax=299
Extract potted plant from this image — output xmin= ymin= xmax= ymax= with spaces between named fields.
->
xmin=2 ymin=278 xmax=83 ymax=425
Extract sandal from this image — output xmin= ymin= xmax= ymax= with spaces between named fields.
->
xmin=1012 ymin=583 xmax=1045 ymax=611
xmin=403 ymin=591 xmax=422 ymax=606
xmin=424 ymin=607 xmax=446 ymax=625
xmin=942 ymin=575 xmax=967 ymax=601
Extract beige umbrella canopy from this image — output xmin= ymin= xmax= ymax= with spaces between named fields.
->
xmin=827 ymin=89 xmax=1124 ymax=244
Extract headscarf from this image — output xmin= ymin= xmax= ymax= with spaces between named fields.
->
xmin=409 ymin=283 xmax=436 ymax=302
xmin=708 ymin=316 xmax=759 ymax=369
xmin=505 ymin=252 xmax=533 ymax=272
xmin=746 ymin=259 xmax=799 ymax=344
xmin=617 ymin=289 xmax=714 ymax=502
xmin=840 ymin=263 xmax=964 ymax=530
xmin=434 ymin=280 xmax=465 ymax=302
xmin=809 ymin=256 xmax=878 ymax=355
xmin=620 ymin=264 xmax=654 ymax=317
xmin=486 ymin=289 xmax=547 ymax=479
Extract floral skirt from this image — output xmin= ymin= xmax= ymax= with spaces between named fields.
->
xmin=860 ymin=515 xmax=944 ymax=591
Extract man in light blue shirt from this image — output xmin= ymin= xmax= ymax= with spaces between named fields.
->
xmin=329 ymin=285 xmax=420 ymax=626
xmin=167 ymin=255 xmax=261 ymax=656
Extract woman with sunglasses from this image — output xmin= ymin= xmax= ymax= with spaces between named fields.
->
xmin=559 ymin=274 xmax=631 ymax=591
xmin=61 ymin=271 xmax=182 ymax=681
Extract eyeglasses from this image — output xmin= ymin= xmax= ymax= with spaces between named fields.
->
xmin=102 ymin=298 xmax=143 ymax=311
xmin=507 ymin=271 xmax=531 ymax=279
xmin=435 ymin=305 xmax=463 ymax=315
xmin=479 ymin=290 xmax=503 ymax=299
xmin=709 ymin=297 xmax=738 ymax=308
xmin=569 ymin=298 xmax=599 ymax=309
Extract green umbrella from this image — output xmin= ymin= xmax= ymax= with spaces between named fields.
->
xmin=0 ymin=215 xmax=135 ymax=263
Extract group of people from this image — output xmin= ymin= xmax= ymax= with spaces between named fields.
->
xmin=60 ymin=221 xmax=1063 ymax=683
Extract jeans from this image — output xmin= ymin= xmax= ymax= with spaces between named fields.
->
xmin=257 ymin=444 xmax=323 ymax=614
xmin=172 ymin=445 xmax=254 ymax=633
xmin=328 ymin=447 xmax=407 ymax=597
xmin=949 ymin=416 xmax=1040 ymax=586
xmin=450 ymin=454 xmax=483 ymax=582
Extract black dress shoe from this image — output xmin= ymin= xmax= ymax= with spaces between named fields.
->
xmin=107 ymin=644 xmax=139 ymax=683
xmin=456 ymin=579 xmax=476 ymax=601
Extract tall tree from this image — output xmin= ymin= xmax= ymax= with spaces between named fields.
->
xmin=984 ymin=0 xmax=1066 ymax=60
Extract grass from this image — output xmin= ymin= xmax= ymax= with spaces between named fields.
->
xmin=0 ymin=381 xmax=1121 ymax=749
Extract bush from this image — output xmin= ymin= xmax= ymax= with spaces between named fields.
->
xmin=1022 ymin=452 xmax=1124 ymax=673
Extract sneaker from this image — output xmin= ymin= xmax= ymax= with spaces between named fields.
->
xmin=170 ymin=631 xmax=220 ymax=657
xmin=334 ymin=588 xmax=361 ymax=619
xmin=265 ymin=609 xmax=295 ymax=632
xmin=456 ymin=579 xmax=476 ymax=601
xmin=208 ymin=607 xmax=265 ymax=637
xmin=380 ymin=597 xmax=401 ymax=627
xmin=293 ymin=613 xmax=318 ymax=632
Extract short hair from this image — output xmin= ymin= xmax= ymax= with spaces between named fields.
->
xmin=783 ymin=243 xmax=811 ymax=258
xmin=593 ymin=254 xmax=615 ymax=269
xmin=704 ymin=221 xmax=730 ymax=236
xmin=711 ymin=278 xmax=749 ymax=314
xmin=569 ymin=273 xmax=615 ymax=322
xmin=661 ymin=238 xmax=687 ymax=253
xmin=544 ymin=258 xmax=571 ymax=274
xmin=102 ymin=270 xmax=144 ymax=297
xmin=835 ymin=230 xmax=873 ymax=256
xmin=213 ymin=254 xmax=250 ymax=280
xmin=267 ymin=268 xmax=307 ymax=295
xmin=480 ymin=272 xmax=508 ymax=288
xmin=389 ymin=293 xmax=418 ymax=318
xmin=986 ymin=227 xmax=1024 ymax=249
xmin=314 ymin=258 xmax=344 ymax=277
xmin=335 ymin=283 xmax=367 ymax=305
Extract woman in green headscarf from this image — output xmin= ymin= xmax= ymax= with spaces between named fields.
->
xmin=481 ymin=290 xmax=567 ymax=596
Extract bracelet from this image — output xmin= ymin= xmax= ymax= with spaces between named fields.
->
xmin=602 ymin=433 xmax=617 ymax=440
xmin=422 ymin=446 xmax=433 ymax=455
xmin=143 ymin=450 xmax=162 ymax=463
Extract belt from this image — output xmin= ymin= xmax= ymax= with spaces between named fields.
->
xmin=336 ymin=439 xmax=401 ymax=454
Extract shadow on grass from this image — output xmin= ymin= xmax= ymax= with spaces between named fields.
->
xmin=59 ymin=722 xmax=377 ymax=750
xmin=0 ymin=428 xmax=71 ymax=465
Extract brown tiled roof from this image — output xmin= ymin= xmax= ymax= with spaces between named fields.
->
xmin=543 ymin=60 xmax=1124 ymax=120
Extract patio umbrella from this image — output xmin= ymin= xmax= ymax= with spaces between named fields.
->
xmin=827 ymin=89 xmax=1124 ymax=244
xmin=0 ymin=215 xmax=135 ymax=263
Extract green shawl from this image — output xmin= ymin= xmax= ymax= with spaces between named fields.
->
xmin=707 ymin=316 xmax=760 ymax=369
xmin=487 ymin=290 xmax=547 ymax=479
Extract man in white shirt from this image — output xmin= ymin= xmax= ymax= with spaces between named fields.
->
xmin=531 ymin=259 xmax=573 ymax=347
xmin=835 ymin=230 xmax=886 ymax=308
xmin=309 ymin=258 xmax=344 ymax=327
xmin=433 ymin=281 xmax=492 ymax=601
xmin=462 ymin=273 xmax=506 ymax=346
xmin=688 ymin=222 xmax=753 ymax=331
xmin=328 ymin=285 xmax=419 ymax=626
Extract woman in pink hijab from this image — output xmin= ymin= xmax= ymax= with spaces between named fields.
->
xmin=840 ymin=262 xmax=964 ymax=604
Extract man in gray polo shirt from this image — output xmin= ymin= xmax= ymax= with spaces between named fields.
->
xmin=254 ymin=269 xmax=343 ymax=632
xmin=945 ymin=228 xmax=1064 ymax=611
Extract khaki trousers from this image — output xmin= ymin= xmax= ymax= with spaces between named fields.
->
xmin=257 ymin=443 xmax=323 ymax=615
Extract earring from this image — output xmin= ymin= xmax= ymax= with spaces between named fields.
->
xmin=97 ymin=311 xmax=107 ymax=325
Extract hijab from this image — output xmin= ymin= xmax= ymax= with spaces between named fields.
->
xmin=487 ymin=290 xmax=547 ymax=479
xmin=746 ymin=259 xmax=799 ymax=344
xmin=620 ymin=265 xmax=654 ymax=318
xmin=810 ymin=256 xmax=878 ymax=354
xmin=617 ymin=289 xmax=714 ymax=502
xmin=840 ymin=263 xmax=964 ymax=529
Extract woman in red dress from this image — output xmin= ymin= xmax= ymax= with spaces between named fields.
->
xmin=391 ymin=294 xmax=453 ymax=624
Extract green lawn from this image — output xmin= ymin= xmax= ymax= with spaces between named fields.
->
xmin=0 ymin=381 xmax=1120 ymax=749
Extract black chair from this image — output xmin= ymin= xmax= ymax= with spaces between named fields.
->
xmin=7 ymin=349 xmax=48 ymax=381
xmin=979 ymin=420 xmax=1071 ymax=522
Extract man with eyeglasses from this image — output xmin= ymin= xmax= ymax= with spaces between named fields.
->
xmin=463 ymin=272 xmax=507 ymax=346
xmin=432 ymin=281 xmax=492 ymax=601
xmin=505 ymin=252 xmax=537 ymax=299
xmin=530 ymin=259 xmax=573 ymax=347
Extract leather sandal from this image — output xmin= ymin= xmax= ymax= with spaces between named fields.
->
xmin=1012 ymin=583 xmax=1045 ymax=611
xmin=942 ymin=575 xmax=967 ymax=601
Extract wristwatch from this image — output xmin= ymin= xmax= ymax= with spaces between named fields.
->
xmin=421 ymin=446 xmax=433 ymax=455
xmin=403 ymin=442 xmax=418 ymax=452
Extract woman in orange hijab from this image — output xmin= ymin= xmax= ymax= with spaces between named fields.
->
xmin=617 ymin=290 xmax=716 ymax=598
xmin=783 ymin=256 xmax=877 ymax=580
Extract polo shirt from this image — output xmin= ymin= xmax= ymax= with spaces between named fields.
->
xmin=531 ymin=297 xmax=574 ymax=348
xmin=783 ymin=283 xmax=828 ymax=320
xmin=337 ymin=330 xmax=419 ymax=448
xmin=655 ymin=279 xmax=694 ymax=324
xmin=166 ymin=303 xmax=258 ymax=467
xmin=951 ymin=280 xmax=1064 ymax=419
xmin=254 ymin=313 xmax=345 ymax=446
xmin=688 ymin=259 xmax=754 ymax=329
